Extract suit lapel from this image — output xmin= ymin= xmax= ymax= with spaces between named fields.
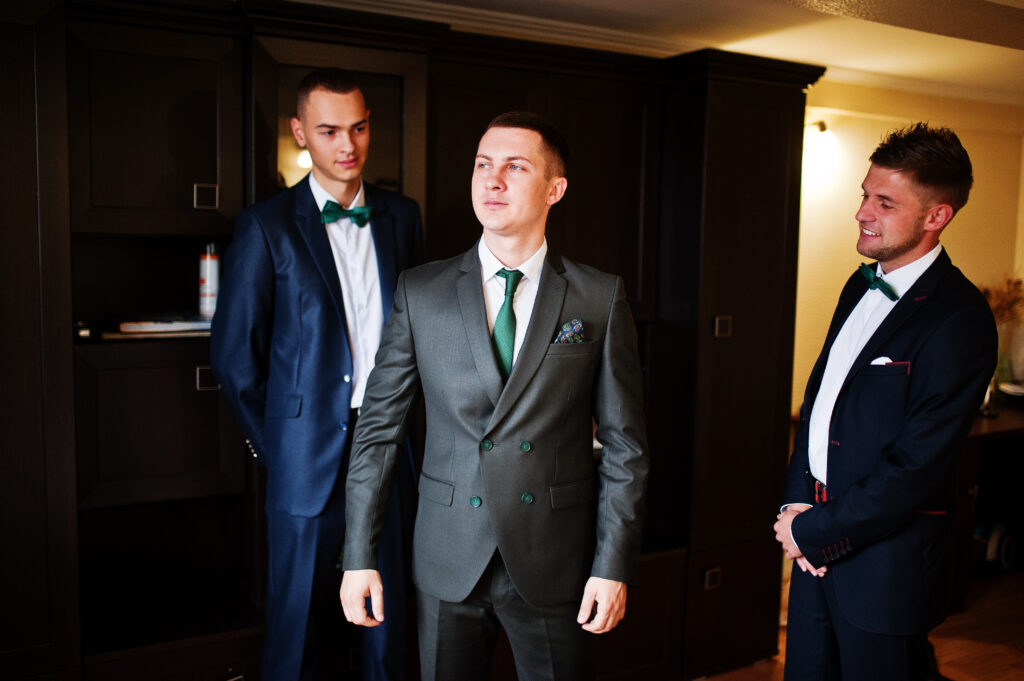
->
xmin=365 ymin=184 xmax=398 ymax=321
xmin=294 ymin=176 xmax=348 ymax=328
xmin=840 ymin=250 xmax=951 ymax=392
xmin=487 ymin=251 xmax=567 ymax=431
xmin=457 ymin=247 xmax=504 ymax=409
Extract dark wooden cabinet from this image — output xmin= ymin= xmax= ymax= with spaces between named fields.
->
xmin=653 ymin=50 xmax=824 ymax=678
xmin=59 ymin=5 xmax=262 ymax=679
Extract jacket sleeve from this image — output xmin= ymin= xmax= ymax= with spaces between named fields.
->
xmin=210 ymin=210 xmax=274 ymax=459
xmin=343 ymin=272 xmax=422 ymax=570
xmin=590 ymin=277 xmax=650 ymax=584
xmin=792 ymin=301 xmax=997 ymax=566
xmin=781 ymin=400 xmax=815 ymax=507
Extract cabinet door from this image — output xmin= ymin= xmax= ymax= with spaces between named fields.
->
xmin=547 ymin=74 xmax=661 ymax=320
xmin=688 ymin=77 xmax=807 ymax=550
xmin=0 ymin=12 xmax=79 ymax=681
xmin=67 ymin=20 xmax=242 ymax=235
xmin=74 ymin=339 xmax=245 ymax=508
xmin=683 ymin=540 xmax=782 ymax=678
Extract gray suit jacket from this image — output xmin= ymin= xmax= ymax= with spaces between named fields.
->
xmin=344 ymin=243 xmax=649 ymax=607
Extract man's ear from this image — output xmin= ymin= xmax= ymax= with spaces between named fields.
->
xmin=547 ymin=177 xmax=568 ymax=206
xmin=290 ymin=117 xmax=306 ymax=148
xmin=924 ymin=203 xmax=954 ymax=233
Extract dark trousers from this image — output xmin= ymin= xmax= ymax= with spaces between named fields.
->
xmin=416 ymin=552 xmax=593 ymax=681
xmin=784 ymin=564 xmax=928 ymax=681
xmin=263 ymin=438 xmax=415 ymax=681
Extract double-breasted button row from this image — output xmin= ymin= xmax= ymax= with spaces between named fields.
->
xmin=466 ymin=493 xmax=535 ymax=507
xmin=479 ymin=439 xmax=533 ymax=452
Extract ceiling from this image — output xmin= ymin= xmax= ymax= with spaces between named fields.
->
xmin=308 ymin=0 xmax=1024 ymax=106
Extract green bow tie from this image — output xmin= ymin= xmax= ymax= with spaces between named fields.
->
xmin=321 ymin=200 xmax=372 ymax=227
xmin=859 ymin=263 xmax=899 ymax=301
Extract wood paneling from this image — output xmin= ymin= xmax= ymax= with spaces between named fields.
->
xmin=0 ymin=9 xmax=80 ymax=680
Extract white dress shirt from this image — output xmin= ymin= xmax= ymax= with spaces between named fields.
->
xmin=309 ymin=174 xmax=382 ymax=409
xmin=478 ymin=238 xmax=547 ymax=369
xmin=806 ymin=244 xmax=943 ymax=485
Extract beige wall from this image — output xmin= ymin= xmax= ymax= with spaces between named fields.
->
xmin=791 ymin=80 xmax=1024 ymax=413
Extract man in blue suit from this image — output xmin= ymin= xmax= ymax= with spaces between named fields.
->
xmin=211 ymin=68 xmax=422 ymax=681
xmin=774 ymin=123 xmax=997 ymax=680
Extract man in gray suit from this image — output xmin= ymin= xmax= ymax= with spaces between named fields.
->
xmin=339 ymin=111 xmax=649 ymax=681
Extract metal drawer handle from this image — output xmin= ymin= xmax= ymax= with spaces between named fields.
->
xmin=704 ymin=566 xmax=722 ymax=590
xmin=196 ymin=365 xmax=221 ymax=391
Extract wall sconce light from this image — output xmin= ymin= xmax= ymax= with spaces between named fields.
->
xmin=803 ymin=120 xmax=839 ymax=191
xmin=297 ymin=149 xmax=312 ymax=169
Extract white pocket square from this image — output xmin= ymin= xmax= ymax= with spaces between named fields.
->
xmin=870 ymin=356 xmax=893 ymax=365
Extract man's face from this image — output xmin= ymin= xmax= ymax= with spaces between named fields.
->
xmin=855 ymin=164 xmax=933 ymax=272
xmin=290 ymin=87 xmax=369 ymax=196
xmin=472 ymin=126 xmax=566 ymax=241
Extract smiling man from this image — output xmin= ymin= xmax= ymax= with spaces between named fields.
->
xmin=211 ymin=68 xmax=422 ymax=681
xmin=340 ymin=111 xmax=649 ymax=681
xmin=774 ymin=123 xmax=997 ymax=680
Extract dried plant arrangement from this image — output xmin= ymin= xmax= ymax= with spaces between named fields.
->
xmin=981 ymin=275 xmax=1024 ymax=325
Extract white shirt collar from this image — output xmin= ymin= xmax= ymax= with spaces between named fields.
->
xmin=308 ymin=173 xmax=365 ymax=212
xmin=875 ymin=243 xmax=943 ymax=298
xmin=477 ymin=238 xmax=547 ymax=283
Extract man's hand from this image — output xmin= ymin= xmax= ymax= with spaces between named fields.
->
xmin=774 ymin=506 xmax=826 ymax=578
xmin=340 ymin=569 xmax=384 ymax=627
xmin=576 ymin=577 xmax=627 ymax=634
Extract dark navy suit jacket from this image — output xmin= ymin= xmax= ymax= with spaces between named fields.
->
xmin=211 ymin=175 xmax=422 ymax=517
xmin=783 ymin=249 xmax=996 ymax=635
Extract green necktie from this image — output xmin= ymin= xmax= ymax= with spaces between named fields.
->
xmin=492 ymin=268 xmax=524 ymax=380
xmin=321 ymin=200 xmax=372 ymax=227
xmin=858 ymin=263 xmax=899 ymax=301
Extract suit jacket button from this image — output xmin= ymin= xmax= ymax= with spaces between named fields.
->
xmin=344 ymin=374 xmax=351 ymax=383
xmin=481 ymin=439 xmax=493 ymax=451
xmin=520 ymin=492 xmax=534 ymax=504
xmin=340 ymin=422 xmax=348 ymax=431
xmin=469 ymin=496 xmax=482 ymax=508
xmin=519 ymin=441 xmax=532 ymax=452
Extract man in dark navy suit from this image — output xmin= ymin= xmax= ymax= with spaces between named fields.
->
xmin=211 ymin=68 xmax=421 ymax=681
xmin=775 ymin=123 xmax=997 ymax=680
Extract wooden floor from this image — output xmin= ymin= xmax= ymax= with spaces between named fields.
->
xmin=704 ymin=568 xmax=1024 ymax=681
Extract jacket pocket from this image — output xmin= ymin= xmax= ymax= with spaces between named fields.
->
xmin=546 ymin=340 xmax=599 ymax=357
xmin=419 ymin=472 xmax=455 ymax=507
xmin=549 ymin=478 xmax=595 ymax=509
xmin=265 ymin=394 xmax=302 ymax=418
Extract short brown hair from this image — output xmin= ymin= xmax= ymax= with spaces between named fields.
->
xmin=870 ymin=122 xmax=973 ymax=213
xmin=486 ymin=111 xmax=568 ymax=178
xmin=296 ymin=68 xmax=360 ymax=118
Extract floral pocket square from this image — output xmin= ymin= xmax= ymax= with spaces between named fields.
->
xmin=553 ymin=318 xmax=585 ymax=344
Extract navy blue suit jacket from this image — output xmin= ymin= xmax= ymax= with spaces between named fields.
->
xmin=211 ymin=175 xmax=422 ymax=517
xmin=783 ymin=249 xmax=996 ymax=635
